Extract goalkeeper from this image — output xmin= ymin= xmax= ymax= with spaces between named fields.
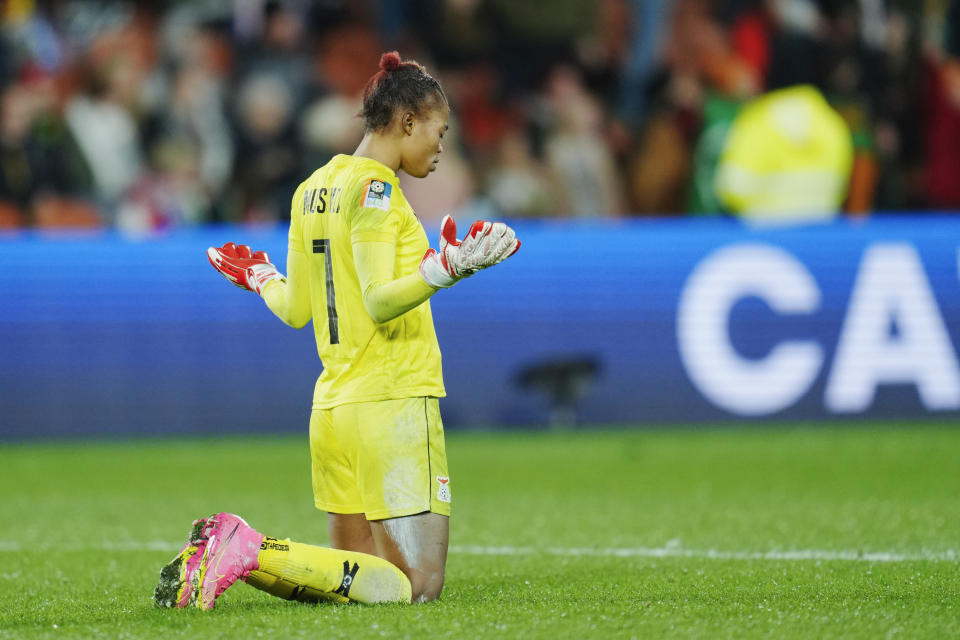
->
xmin=154 ymin=51 xmax=519 ymax=609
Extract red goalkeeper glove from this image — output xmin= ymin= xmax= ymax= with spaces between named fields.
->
xmin=207 ymin=242 xmax=285 ymax=295
xmin=419 ymin=215 xmax=521 ymax=288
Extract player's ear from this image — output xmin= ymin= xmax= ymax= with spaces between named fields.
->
xmin=401 ymin=110 xmax=416 ymax=136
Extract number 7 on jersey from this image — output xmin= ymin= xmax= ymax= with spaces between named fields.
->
xmin=312 ymin=238 xmax=340 ymax=345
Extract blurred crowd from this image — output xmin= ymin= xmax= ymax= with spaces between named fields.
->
xmin=2 ymin=0 xmax=960 ymax=231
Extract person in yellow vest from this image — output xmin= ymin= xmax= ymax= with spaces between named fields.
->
xmin=714 ymin=85 xmax=853 ymax=223
xmin=154 ymin=52 xmax=520 ymax=610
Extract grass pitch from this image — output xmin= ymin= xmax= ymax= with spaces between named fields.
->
xmin=1 ymin=424 xmax=958 ymax=639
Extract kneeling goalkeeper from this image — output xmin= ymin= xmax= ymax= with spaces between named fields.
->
xmin=154 ymin=51 xmax=519 ymax=608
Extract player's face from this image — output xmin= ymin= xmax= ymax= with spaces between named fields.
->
xmin=400 ymin=101 xmax=449 ymax=178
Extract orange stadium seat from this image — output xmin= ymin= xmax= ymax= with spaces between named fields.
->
xmin=0 ymin=201 xmax=26 ymax=228
xmin=33 ymin=197 xmax=104 ymax=229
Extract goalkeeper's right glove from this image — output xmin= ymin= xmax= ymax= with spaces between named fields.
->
xmin=207 ymin=242 xmax=285 ymax=295
xmin=419 ymin=215 xmax=521 ymax=288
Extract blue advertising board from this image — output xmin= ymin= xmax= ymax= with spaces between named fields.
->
xmin=3 ymin=216 xmax=960 ymax=438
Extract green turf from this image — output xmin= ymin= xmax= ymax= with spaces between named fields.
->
xmin=1 ymin=424 xmax=958 ymax=639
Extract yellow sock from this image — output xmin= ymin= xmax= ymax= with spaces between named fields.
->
xmin=245 ymin=537 xmax=412 ymax=604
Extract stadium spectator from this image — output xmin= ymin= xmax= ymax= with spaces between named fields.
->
xmin=542 ymin=64 xmax=625 ymax=217
xmin=713 ymin=84 xmax=853 ymax=223
xmin=117 ymin=22 xmax=236 ymax=232
xmin=0 ymin=66 xmax=95 ymax=226
xmin=484 ymin=126 xmax=558 ymax=217
xmin=231 ymin=71 xmax=301 ymax=222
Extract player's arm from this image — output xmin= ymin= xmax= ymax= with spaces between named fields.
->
xmin=261 ymin=248 xmax=311 ymax=329
xmin=206 ymin=242 xmax=311 ymax=329
xmin=354 ymin=239 xmax=437 ymax=324
xmin=355 ymin=215 xmax=521 ymax=324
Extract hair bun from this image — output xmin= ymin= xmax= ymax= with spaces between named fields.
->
xmin=379 ymin=51 xmax=402 ymax=72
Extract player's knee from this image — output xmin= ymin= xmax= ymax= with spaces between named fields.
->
xmin=408 ymin=569 xmax=444 ymax=603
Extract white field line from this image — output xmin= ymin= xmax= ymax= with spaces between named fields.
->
xmin=0 ymin=541 xmax=956 ymax=563
xmin=451 ymin=545 xmax=959 ymax=563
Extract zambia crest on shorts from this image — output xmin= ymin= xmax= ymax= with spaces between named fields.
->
xmin=436 ymin=476 xmax=451 ymax=503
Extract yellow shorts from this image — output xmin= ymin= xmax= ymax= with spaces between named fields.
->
xmin=309 ymin=397 xmax=450 ymax=520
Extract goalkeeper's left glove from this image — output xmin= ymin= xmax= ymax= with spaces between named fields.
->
xmin=207 ymin=242 xmax=285 ymax=295
xmin=419 ymin=215 xmax=521 ymax=288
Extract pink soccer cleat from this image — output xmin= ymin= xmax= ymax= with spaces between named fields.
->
xmin=194 ymin=512 xmax=265 ymax=610
xmin=153 ymin=519 xmax=210 ymax=608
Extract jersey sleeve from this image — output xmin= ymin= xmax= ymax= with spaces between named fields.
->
xmin=288 ymin=182 xmax=307 ymax=253
xmin=353 ymin=240 xmax=436 ymax=323
xmin=349 ymin=178 xmax=401 ymax=245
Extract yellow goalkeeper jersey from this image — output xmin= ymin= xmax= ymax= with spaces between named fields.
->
xmin=288 ymin=154 xmax=445 ymax=408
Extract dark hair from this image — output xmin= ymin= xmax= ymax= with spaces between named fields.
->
xmin=360 ymin=51 xmax=446 ymax=132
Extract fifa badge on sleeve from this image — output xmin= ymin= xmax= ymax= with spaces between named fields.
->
xmin=362 ymin=179 xmax=392 ymax=210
